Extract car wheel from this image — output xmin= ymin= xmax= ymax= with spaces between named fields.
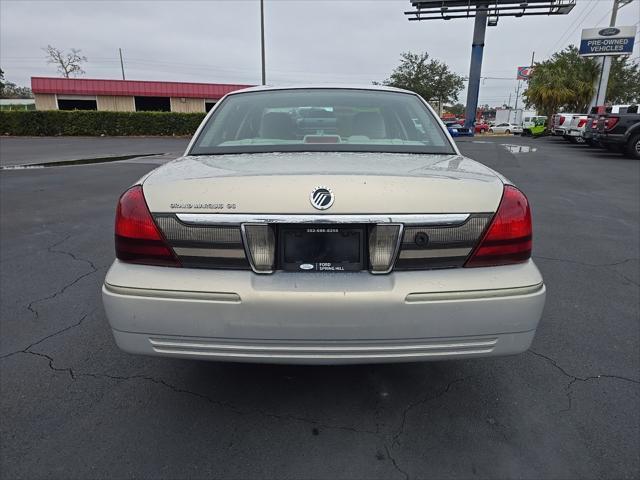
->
xmin=568 ymin=136 xmax=577 ymax=144
xmin=626 ymin=133 xmax=640 ymax=159
xmin=505 ymin=129 xmax=511 ymax=134
xmin=574 ymin=136 xmax=585 ymax=144
xmin=480 ymin=128 xmax=485 ymax=134
xmin=489 ymin=129 xmax=494 ymax=133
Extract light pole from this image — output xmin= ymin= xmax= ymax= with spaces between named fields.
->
xmin=260 ymin=0 xmax=266 ymax=85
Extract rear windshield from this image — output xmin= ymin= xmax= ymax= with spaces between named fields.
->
xmin=189 ymin=89 xmax=455 ymax=155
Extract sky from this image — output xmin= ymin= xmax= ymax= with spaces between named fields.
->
xmin=1 ymin=0 xmax=639 ymax=107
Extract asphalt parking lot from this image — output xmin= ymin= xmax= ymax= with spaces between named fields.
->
xmin=1 ymin=135 xmax=638 ymax=479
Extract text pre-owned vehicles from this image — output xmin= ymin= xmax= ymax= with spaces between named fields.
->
xmin=596 ymin=104 xmax=640 ymax=159
xmin=102 ymin=86 xmax=545 ymax=364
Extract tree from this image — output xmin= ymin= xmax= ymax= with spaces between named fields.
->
xmin=0 ymin=69 xmax=33 ymax=99
xmin=523 ymin=46 xmax=599 ymax=118
xmin=607 ymin=56 xmax=640 ymax=104
xmin=446 ymin=103 xmax=465 ymax=116
xmin=380 ymin=52 xmax=465 ymax=107
xmin=43 ymin=45 xmax=87 ymax=78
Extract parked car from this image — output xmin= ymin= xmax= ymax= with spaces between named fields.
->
xmin=521 ymin=116 xmax=547 ymax=137
xmin=583 ymin=106 xmax=606 ymax=147
xmin=475 ymin=121 xmax=490 ymax=134
xmin=445 ymin=121 xmax=473 ymax=137
xmin=102 ymin=85 xmax=545 ymax=364
xmin=596 ymin=104 xmax=640 ymax=158
xmin=551 ymin=113 xmax=580 ymax=136
xmin=588 ymin=105 xmax=631 ymax=147
xmin=489 ymin=123 xmax=518 ymax=134
xmin=565 ymin=115 xmax=588 ymax=143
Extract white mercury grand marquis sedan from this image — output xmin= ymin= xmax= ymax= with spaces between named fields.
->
xmin=102 ymin=85 xmax=546 ymax=364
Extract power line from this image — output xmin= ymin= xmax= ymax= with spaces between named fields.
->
xmin=547 ymin=0 xmax=599 ymax=56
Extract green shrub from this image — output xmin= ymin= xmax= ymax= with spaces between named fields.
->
xmin=0 ymin=110 xmax=206 ymax=136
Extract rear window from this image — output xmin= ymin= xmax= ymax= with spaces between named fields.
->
xmin=189 ymin=89 xmax=455 ymax=155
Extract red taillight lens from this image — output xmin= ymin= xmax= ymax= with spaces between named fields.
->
xmin=577 ymin=118 xmax=587 ymax=128
xmin=591 ymin=118 xmax=598 ymax=128
xmin=604 ymin=116 xmax=619 ymax=130
xmin=115 ymin=185 xmax=180 ymax=267
xmin=465 ymin=185 xmax=532 ymax=268
xmin=559 ymin=116 xmax=565 ymax=125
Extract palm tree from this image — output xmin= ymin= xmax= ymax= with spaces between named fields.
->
xmin=523 ymin=46 xmax=599 ymax=124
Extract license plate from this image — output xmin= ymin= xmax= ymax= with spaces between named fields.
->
xmin=279 ymin=226 xmax=364 ymax=272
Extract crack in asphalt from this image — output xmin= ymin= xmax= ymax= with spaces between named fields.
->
xmin=25 ymin=235 xmax=101 ymax=320
xmin=528 ymin=350 xmax=640 ymax=413
xmin=19 ymin=348 xmax=380 ymax=437
xmin=391 ymin=377 xmax=467 ymax=448
xmin=1 ymin=235 xmax=102 ymax=359
xmin=384 ymin=444 xmax=410 ymax=480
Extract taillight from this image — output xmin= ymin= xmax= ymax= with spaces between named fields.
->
xmin=604 ymin=116 xmax=619 ymax=130
xmin=559 ymin=116 xmax=566 ymax=125
xmin=115 ymin=185 xmax=180 ymax=267
xmin=577 ymin=118 xmax=587 ymax=128
xmin=465 ymin=185 xmax=532 ymax=268
xmin=591 ymin=118 xmax=598 ymax=128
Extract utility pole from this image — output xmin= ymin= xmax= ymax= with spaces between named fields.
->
xmin=514 ymin=81 xmax=522 ymax=111
xmin=463 ymin=2 xmax=488 ymax=129
xmin=118 ymin=48 xmax=126 ymax=80
xmin=591 ymin=0 xmax=626 ymax=107
xmin=260 ymin=0 xmax=266 ymax=85
xmin=507 ymin=92 xmax=512 ymax=108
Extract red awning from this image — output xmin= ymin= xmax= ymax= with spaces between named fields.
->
xmin=31 ymin=77 xmax=253 ymax=100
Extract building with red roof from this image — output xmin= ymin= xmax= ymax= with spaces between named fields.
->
xmin=31 ymin=77 xmax=253 ymax=113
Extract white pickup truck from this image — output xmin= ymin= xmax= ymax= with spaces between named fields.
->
xmin=565 ymin=114 xmax=588 ymax=143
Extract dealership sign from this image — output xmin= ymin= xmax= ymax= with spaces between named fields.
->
xmin=579 ymin=26 xmax=636 ymax=56
xmin=517 ymin=66 xmax=533 ymax=80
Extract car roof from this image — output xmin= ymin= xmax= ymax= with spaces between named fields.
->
xmin=226 ymin=84 xmax=416 ymax=96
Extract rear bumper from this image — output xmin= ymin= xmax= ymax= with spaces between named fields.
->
xmin=599 ymin=133 xmax=626 ymax=146
xmin=102 ymin=260 xmax=546 ymax=364
xmin=553 ymin=128 xmax=567 ymax=136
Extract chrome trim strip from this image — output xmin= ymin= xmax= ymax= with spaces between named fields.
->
xmin=104 ymin=284 xmax=241 ymax=303
xmin=399 ymin=247 xmax=472 ymax=259
xmin=149 ymin=337 xmax=498 ymax=352
xmin=149 ymin=349 xmax=495 ymax=360
xmin=405 ymin=283 xmax=544 ymax=303
xmin=173 ymin=247 xmax=245 ymax=258
xmin=176 ymin=213 xmax=470 ymax=226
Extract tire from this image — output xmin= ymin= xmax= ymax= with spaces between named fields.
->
xmin=505 ymin=129 xmax=510 ymax=134
xmin=626 ymin=133 xmax=640 ymax=159
xmin=568 ymin=136 xmax=577 ymax=144
xmin=575 ymin=136 xmax=585 ymax=144
xmin=489 ymin=129 xmax=494 ymax=133
xmin=480 ymin=128 xmax=486 ymax=134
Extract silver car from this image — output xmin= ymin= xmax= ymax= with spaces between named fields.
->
xmin=102 ymin=86 xmax=545 ymax=364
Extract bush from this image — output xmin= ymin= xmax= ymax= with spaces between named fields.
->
xmin=0 ymin=110 xmax=206 ymax=136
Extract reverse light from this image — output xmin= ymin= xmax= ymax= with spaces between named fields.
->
xmin=242 ymin=224 xmax=275 ymax=273
xmin=115 ymin=186 xmax=180 ymax=267
xmin=369 ymin=224 xmax=402 ymax=273
xmin=604 ymin=116 xmax=619 ymax=131
xmin=465 ymin=185 xmax=532 ymax=268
